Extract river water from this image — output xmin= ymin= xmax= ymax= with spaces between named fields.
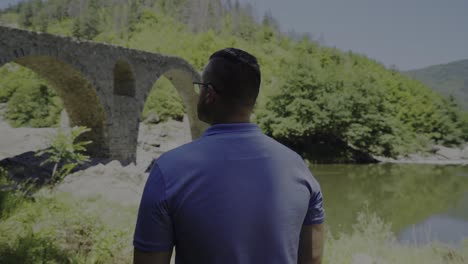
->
xmin=310 ymin=164 xmax=468 ymax=246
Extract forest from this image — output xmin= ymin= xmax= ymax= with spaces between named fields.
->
xmin=0 ymin=0 xmax=467 ymax=159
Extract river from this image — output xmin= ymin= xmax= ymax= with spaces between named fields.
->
xmin=311 ymin=164 xmax=468 ymax=246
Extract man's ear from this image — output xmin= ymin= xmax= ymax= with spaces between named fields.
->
xmin=205 ymin=88 xmax=216 ymax=103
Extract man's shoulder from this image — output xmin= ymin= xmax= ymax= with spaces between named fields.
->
xmin=157 ymin=138 xmax=204 ymax=166
xmin=156 ymin=133 xmax=306 ymax=171
xmin=261 ymin=134 xmax=305 ymax=163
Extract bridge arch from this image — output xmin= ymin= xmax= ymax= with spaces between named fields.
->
xmin=0 ymin=55 xmax=109 ymax=158
xmin=114 ymin=60 xmax=136 ymax=98
xmin=139 ymin=57 xmax=207 ymax=141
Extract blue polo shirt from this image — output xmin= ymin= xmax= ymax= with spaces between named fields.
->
xmin=134 ymin=123 xmax=324 ymax=264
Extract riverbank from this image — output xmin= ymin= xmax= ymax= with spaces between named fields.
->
xmin=1 ymin=100 xmax=467 ymax=165
xmin=374 ymin=144 xmax=468 ymax=165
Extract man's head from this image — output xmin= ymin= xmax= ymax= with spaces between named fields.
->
xmin=196 ymin=48 xmax=261 ymax=125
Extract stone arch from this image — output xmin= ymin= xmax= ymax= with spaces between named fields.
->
xmin=7 ymin=55 xmax=109 ymax=157
xmin=139 ymin=58 xmax=207 ymax=143
xmin=162 ymin=66 xmax=208 ymax=139
xmin=133 ymin=64 xmax=204 ymax=166
xmin=113 ymin=60 xmax=136 ymax=97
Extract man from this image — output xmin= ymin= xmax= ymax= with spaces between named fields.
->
xmin=133 ymin=48 xmax=325 ymax=264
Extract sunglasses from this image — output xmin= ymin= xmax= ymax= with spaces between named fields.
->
xmin=192 ymin=82 xmax=223 ymax=95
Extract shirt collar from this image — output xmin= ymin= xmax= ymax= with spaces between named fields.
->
xmin=202 ymin=123 xmax=262 ymax=137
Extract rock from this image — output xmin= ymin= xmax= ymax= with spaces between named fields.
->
xmin=150 ymin=142 xmax=161 ymax=148
xmin=57 ymin=159 xmax=149 ymax=207
xmin=435 ymin=145 xmax=462 ymax=160
xmin=461 ymin=145 xmax=468 ymax=159
xmin=144 ymin=112 xmax=160 ymax=124
xmin=352 ymin=253 xmax=375 ymax=264
xmin=60 ymin=109 xmax=70 ymax=128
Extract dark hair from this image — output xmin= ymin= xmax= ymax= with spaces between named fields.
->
xmin=208 ymin=48 xmax=261 ymax=107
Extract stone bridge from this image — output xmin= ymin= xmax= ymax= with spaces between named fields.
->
xmin=0 ymin=26 xmax=208 ymax=165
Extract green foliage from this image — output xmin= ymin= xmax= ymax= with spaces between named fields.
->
xmin=256 ymin=47 xmax=467 ymax=157
xmin=6 ymin=83 xmax=63 ymax=128
xmin=0 ymin=0 xmax=466 ymax=159
xmin=0 ymin=191 xmax=136 ymax=263
xmin=36 ymin=126 xmax=92 ymax=186
xmin=0 ymin=167 xmax=33 ymax=220
xmin=0 ymin=63 xmax=63 ymax=127
xmin=18 ymin=2 xmax=33 ymax=28
xmin=72 ymin=0 xmax=102 ymax=39
xmin=0 ymin=63 xmax=33 ymax=103
xmin=0 ymin=187 xmax=465 ymax=263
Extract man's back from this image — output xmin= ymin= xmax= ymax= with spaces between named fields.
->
xmin=134 ymin=123 xmax=324 ymax=264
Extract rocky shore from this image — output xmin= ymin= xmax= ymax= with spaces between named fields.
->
xmin=375 ymin=144 xmax=468 ymax=165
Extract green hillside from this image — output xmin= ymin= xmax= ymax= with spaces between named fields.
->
xmin=0 ymin=0 xmax=467 ymax=160
xmin=404 ymin=59 xmax=468 ymax=110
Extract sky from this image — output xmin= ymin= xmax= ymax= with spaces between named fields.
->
xmin=1 ymin=0 xmax=467 ymax=70
xmin=240 ymin=0 xmax=468 ymax=70
xmin=0 ymin=0 xmax=20 ymax=9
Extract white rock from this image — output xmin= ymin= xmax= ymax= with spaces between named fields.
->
xmin=435 ymin=146 xmax=462 ymax=160
xmin=352 ymin=253 xmax=374 ymax=264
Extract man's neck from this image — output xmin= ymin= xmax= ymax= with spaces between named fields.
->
xmin=211 ymin=115 xmax=250 ymax=125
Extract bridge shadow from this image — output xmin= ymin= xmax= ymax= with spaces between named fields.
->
xmin=0 ymin=150 xmax=111 ymax=192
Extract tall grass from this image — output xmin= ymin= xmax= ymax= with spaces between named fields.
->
xmin=0 ymin=180 xmax=137 ymax=263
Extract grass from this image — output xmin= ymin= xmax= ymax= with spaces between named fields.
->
xmin=0 ymin=169 xmax=137 ymax=263
xmin=0 ymin=169 xmax=466 ymax=263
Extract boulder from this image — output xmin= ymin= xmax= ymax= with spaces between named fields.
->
xmin=434 ymin=145 xmax=462 ymax=160
xmin=352 ymin=253 xmax=374 ymax=264
xmin=461 ymin=145 xmax=468 ymax=159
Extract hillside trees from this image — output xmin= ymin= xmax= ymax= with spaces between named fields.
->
xmin=256 ymin=46 xmax=467 ymax=157
xmin=72 ymin=0 xmax=101 ymax=39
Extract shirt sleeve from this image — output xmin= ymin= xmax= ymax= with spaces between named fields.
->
xmin=133 ymin=162 xmax=174 ymax=252
xmin=303 ymin=185 xmax=325 ymax=225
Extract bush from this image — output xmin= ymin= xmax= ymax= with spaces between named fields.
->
xmin=256 ymin=50 xmax=467 ymax=157
xmin=0 ymin=167 xmax=32 ymax=219
xmin=36 ymin=126 xmax=92 ymax=186
xmin=0 ymin=191 xmax=136 ymax=264
xmin=0 ymin=63 xmax=63 ymax=127
xmin=5 ymin=81 xmax=63 ymax=128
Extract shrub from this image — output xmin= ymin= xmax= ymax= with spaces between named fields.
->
xmin=5 ymin=83 xmax=63 ymax=128
xmin=36 ymin=126 xmax=91 ymax=186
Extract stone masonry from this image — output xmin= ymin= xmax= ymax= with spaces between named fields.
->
xmin=0 ymin=26 xmax=208 ymax=165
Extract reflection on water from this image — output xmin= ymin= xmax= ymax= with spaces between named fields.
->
xmin=311 ymin=164 xmax=468 ymax=245
xmin=399 ymin=215 xmax=468 ymax=246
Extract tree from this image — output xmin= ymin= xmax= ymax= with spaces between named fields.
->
xmin=70 ymin=0 xmax=101 ymax=39
xmin=127 ymin=0 xmax=140 ymax=33
xmin=18 ymin=3 xmax=33 ymax=27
